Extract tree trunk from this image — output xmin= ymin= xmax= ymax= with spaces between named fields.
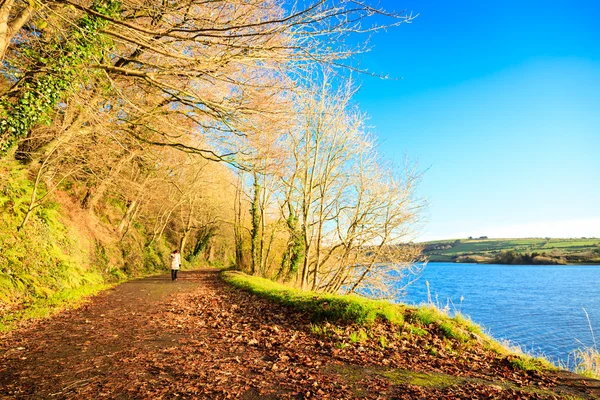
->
xmin=0 ymin=0 xmax=15 ymax=61
xmin=233 ymin=173 xmax=246 ymax=271
xmin=84 ymin=151 xmax=136 ymax=210
xmin=300 ymin=240 xmax=311 ymax=290
xmin=118 ymin=199 xmax=137 ymax=233
xmin=250 ymin=172 xmax=261 ymax=275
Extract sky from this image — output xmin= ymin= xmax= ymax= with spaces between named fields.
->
xmin=351 ymin=0 xmax=600 ymax=241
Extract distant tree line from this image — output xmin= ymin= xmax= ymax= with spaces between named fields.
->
xmin=493 ymin=251 xmax=565 ymax=265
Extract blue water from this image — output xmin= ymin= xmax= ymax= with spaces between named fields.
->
xmin=398 ymin=262 xmax=600 ymax=366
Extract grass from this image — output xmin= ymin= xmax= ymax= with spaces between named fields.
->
xmin=222 ymin=271 xmax=406 ymax=325
xmin=0 ymin=282 xmax=113 ymax=332
xmin=425 ymin=238 xmax=599 ymax=254
xmin=572 ymin=347 xmax=600 ymax=379
xmin=406 ymin=324 xmax=428 ymax=337
xmin=439 ymin=321 xmax=469 ymax=342
xmin=509 ymin=356 xmax=556 ymax=372
xmin=222 ymin=270 xmax=557 ymax=373
xmin=414 ymin=305 xmax=444 ymax=325
xmin=349 ymin=329 xmax=368 ymax=343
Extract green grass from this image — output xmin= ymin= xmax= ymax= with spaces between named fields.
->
xmin=222 ymin=271 xmax=406 ymax=325
xmin=414 ymin=305 xmax=444 ymax=325
xmin=439 ymin=321 xmax=469 ymax=342
xmin=221 ymin=271 xmax=478 ymax=338
xmin=454 ymin=313 xmax=484 ymax=335
xmin=509 ymin=356 xmax=556 ymax=372
xmin=0 ymin=283 xmax=112 ymax=332
xmin=406 ymin=324 xmax=428 ymax=337
xmin=225 ymin=272 xmax=477 ymax=343
xmin=349 ymin=329 xmax=368 ymax=343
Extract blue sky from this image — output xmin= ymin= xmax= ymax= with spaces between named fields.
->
xmin=352 ymin=0 xmax=600 ymax=241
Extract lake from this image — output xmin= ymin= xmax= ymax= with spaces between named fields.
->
xmin=398 ymin=262 xmax=600 ymax=366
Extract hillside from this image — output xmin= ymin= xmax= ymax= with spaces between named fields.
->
xmin=421 ymin=237 xmax=600 ymax=264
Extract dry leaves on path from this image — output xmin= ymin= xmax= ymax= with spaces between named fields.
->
xmin=1 ymin=269 xmax=598 ymax=399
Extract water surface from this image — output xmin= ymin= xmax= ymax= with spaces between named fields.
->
xmin=399 ymin=262 xmax=600 ymax=365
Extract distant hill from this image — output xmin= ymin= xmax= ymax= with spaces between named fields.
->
xmin=420 ymin=237 xmax=600 ymax=264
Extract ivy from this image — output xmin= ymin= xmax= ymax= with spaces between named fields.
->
xmin=0 ymin=1 xmax=121 ymax=156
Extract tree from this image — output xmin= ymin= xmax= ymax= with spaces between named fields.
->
xmin=2 ymin=0 xmax=422 ymax=295
xmin=236 ymin=70 xmax=426 ymax=296
xmin=2 ymin=0 xmax=414 ymax=160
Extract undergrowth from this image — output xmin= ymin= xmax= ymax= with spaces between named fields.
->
xmin=0 ymin=160 xmax=104 ymax=309
xmin=0 ymin=159 xmax=172 ymax=330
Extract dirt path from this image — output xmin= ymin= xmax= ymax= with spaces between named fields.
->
xmin=1 ymin=269 xmax=599 ymax=399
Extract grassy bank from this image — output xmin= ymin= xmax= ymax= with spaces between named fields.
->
xmin=221 ymin=270 xmax=555 ymax=373
xmin=0 ymin=283 xmax=112 ymax=332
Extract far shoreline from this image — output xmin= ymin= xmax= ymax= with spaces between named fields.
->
xmin=425 ymin=260 xmax=600 ymax=266
xmin=420 ymin=237 xmax=600 ymax=265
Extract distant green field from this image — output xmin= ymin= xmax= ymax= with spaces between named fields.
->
xmin=420 ymin=237 xmax=600 ymax=264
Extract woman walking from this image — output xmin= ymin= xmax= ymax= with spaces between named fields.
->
xmin=170 ymin=249 xmax=181 ymax=281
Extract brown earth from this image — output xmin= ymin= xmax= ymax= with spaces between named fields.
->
xmin=1 ymin=269 xmax=599 ymax=399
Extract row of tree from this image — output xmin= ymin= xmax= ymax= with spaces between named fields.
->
xmin=1 ymin=0 xmax=423 ymax=297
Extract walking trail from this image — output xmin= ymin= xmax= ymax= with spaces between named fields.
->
xmin=1 ymin=269 xmax=599 ymax=399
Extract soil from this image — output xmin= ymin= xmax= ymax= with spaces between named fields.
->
xmin=1 ymin=269 xmax=599 ymax=399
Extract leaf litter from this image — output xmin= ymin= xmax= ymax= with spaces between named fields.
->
xmin=0 ymin=269 xmax=598 ymax=399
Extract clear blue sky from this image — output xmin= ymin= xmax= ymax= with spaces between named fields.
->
xmin=352 ymin=0 xmax=600 ymax=241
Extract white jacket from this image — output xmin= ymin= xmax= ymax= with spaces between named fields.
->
xmin=170 ymin=253 xmax=181 ymax=270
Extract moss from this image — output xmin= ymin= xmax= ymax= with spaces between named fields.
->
xmin=382 ymin=370 xmax=462 ymax=389
xmin=382 ymin=368 xmax=577 ymax=398
xmin=327 ymin=364 xmax=581 ymax=398
xmin=326 ymin=364 xmax=366 ymax=384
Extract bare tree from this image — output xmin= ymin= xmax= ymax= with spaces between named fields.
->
xmin=2 ymin=0 xmax=415 ymax=160
xmin=238 ymin=71 xmax=426 ymax=296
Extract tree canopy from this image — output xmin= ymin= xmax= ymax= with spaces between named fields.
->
xmin=0 ymin=0 xmax=423 ymax=298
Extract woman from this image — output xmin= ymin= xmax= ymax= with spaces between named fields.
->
xmin=170 ymin=249 xmax=181 ymax=281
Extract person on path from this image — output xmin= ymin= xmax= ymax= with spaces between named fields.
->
xmin=170 ymin=249 xmax=181 ymax=281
